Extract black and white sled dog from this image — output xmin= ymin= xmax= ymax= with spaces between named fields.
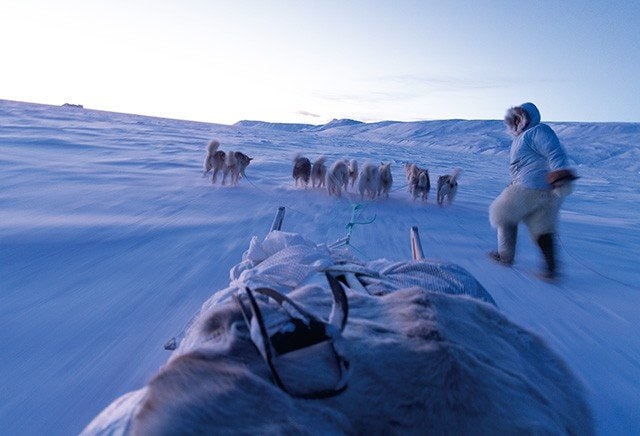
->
xmin=407 ymin=164 xmax=431 ymax=201
xmin=327 ymin=160 xmax=349 ymax=197
xmin=436 ymin=168 xmax=461 ymax=206
xmin=311 ymin=156 xmax=327 ymax=188
xmin=357 ymin=163 xmax=379 ymax=200
xmin=222 ymin=150 xmax=252 ymax=185
xmin=378 ymin=162 xmax=393 ymax=198
xmin=292 ymin=154 xmax=312 ymax=187
xmin=203 ymin=139 xmax=252 ymax=185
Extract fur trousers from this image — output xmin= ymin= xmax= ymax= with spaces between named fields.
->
xmin=489 ymin=184 xmax=562 ymax=262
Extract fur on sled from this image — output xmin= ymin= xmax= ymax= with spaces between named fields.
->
xmin=85 ymin=286 xmax=593 ymax=435
xmin=82 ymin=230 xmax=593 ymax=435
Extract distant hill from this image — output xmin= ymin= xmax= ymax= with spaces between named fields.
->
xmin=234 ymin=118 xmax=365 ymax=133
xmin=233 ymin=120 xmax=313 ymax=132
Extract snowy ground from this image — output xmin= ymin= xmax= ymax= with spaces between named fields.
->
xmin=1 ymin=99 xmax=639 ymax=434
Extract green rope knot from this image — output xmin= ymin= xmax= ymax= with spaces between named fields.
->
xmin=331 ymin=203 xmax=376 ymax=250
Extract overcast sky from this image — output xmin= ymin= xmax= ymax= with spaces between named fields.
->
xmin=1 ymin=0 xmax=639 ymax=124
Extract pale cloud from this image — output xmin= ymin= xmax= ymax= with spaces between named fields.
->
xmin=381 ymin=73 xmax=513 ymax=91
xmin=297 ymin=110 xmax=321 ymax=118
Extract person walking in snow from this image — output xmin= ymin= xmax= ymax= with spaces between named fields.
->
xmin=488 ymin=102 xmax=578 ymax=279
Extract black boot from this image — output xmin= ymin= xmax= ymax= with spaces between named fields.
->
xmin=536 ymin=233 xmax=556 ymax=279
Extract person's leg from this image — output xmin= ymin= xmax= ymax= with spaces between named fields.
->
xmin=491 ymin=224 xmax=518 ymax=264
xmin=489 ymin=185 xmax=531 ymax=264
xmin=524 ymin=191 xmax=562 ymax=278
xmin=536 ymin=233 xmax=556 ymax=278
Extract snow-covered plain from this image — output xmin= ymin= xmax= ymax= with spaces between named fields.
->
xmin=1 ymin=99 xmax=639 ymax=434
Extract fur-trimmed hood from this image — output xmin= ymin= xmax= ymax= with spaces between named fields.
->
xmin=520 ymin=102 xmax=541 ymax=127
xmin=505 ymin=102 xmax=541 ymax=135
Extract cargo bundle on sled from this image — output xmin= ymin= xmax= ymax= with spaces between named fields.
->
xmin=82 ymin=207 xmax=593 ymax=435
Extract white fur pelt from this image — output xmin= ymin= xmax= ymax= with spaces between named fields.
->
xmin=85 ymin=287 xmax=593 ymax=435
xmin=311 ymin=156 xmax=327 ymax=188
xmin=348 ymin=159 xmax=358 ymax=190
xmin=378 ymin=162 xmax=393 ymax=198
xmin=327 ymin=160 xmax=349 ymax=197
xmin=357 ymin=163 xmax=379 ymax=200
xmin=82 ymin=233 xmax=593 ymax=435
xmin=292 ymin=154 xmax=311 ymax=187
xmin=436 ymin=168 xmax=461 ymax=206
xmin=489 ymin=184 xmax=562 ymax=238
xmin=505 ymin=106 xmax=530 ymax=135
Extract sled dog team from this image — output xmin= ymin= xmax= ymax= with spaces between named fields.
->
xmin=203 ymin=139 xmax=459 ymax=205
xmin=293 ymin=155 xmax=394 ymax=200
xmin=203 ymin=139 xmax=253 ymax=186
xmin=293 ymin=154 xmax=459 ymax=204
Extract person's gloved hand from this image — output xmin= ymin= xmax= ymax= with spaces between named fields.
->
xmin=547 ymin=169 xmax=579 ymax=197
